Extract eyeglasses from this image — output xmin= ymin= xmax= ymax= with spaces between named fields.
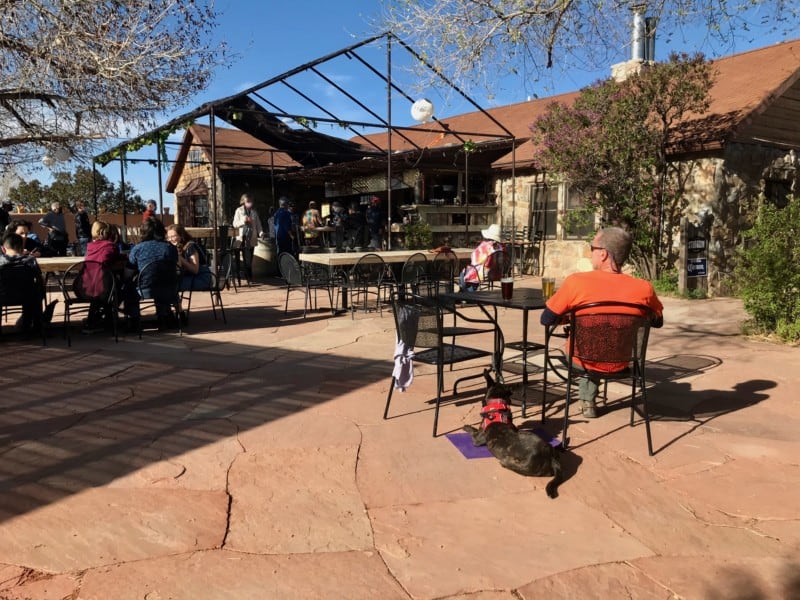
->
xmin=590 ymin=245 xmax=605 ymax=252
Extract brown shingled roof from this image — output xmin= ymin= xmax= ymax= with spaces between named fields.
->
xmin=359 ymin=38 xmax=800 ymax=171
xmin=165 ymin=124 xmax=301 ymax=192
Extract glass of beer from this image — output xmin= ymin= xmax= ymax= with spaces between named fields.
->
xmin=542 ymin=277 xmax=556 ymax=299
xmin=500 ymin=277 xmax=514 ymax=300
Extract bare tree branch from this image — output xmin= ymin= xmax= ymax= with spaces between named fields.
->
xmin=0 ymin=0 xmax=229 ymax=168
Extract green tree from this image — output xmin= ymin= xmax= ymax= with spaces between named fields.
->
xmin=1 ymin=1 xmax=229 ymax=167
xmin=531 ymin=53 xmax=714 ymax=279
xmin=735 ymin=194 xmax=800 ymax=342
xmin=7 ymin=167 xmax=143 ymax=214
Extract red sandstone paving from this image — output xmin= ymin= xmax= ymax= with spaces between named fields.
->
xmin=0 ymin=282 xmax=798 ymax=599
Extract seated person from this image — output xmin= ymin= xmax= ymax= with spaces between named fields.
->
xmin=123 ymin=217 xmax=179 ymax=329
xmin=0 ymin=232 xmax=44 ymax=334
xmin=167 ymin=223 xmax=212 ymax=292
xmin=540 ymin=226 xmax=664 ymax=418
xmin=458 ymin=223 xmax=506 ymax=291
xmin=80 ymin=220 xmax=126 ymax=331
xmin=7 ymin=219 xmax=51 ymax=257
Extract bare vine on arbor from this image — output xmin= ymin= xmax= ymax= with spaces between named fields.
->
xmin=0 ymin=0 xmax=228 ymax=167
xmin=379 ymin=0 xmax=799 ymax=95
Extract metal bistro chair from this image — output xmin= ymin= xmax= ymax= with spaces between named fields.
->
xmin=423 ymin=249 xmax=458 ymax=297
xmin=397 ymin=252 xmax=428 ymax=296
xmin=461 ymin=249 xmax=511 ymax=291
xmin=341 ymin=252 xmax=392 ymax=318
xmin=0 ymin=261 xmax=47 ymax=345
xmin=135 ymin=259 xmax=182 ymax=338
xmin=384 ymin=292 xmax=494 ymax=436
xmin=179 ymin=257 xmax=227 ymax=326
xmin=278 ymin=252 xmax=333 ymax=318
xmin=542 ymin=301 xmax=657 ymax=455
xmin=60 ymin=260 xmax=119 ymax=346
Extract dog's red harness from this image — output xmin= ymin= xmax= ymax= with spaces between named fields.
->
xmin=480 ymin=399 xmax=513 ymax=430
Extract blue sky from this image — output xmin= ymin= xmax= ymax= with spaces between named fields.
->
xmin=85 ymin=0 xmax=793 ymax=209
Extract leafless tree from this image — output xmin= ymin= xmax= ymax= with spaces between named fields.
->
xmin=379 ymin=0 xmax=799 ymax=97
xmin=0 ymin=0 xmax=229 ymax=168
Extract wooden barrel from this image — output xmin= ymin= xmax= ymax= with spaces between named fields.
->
xmin=252 ymin=239 xmax=277 ymax=278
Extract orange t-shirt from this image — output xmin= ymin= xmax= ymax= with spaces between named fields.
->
xmin=545 ymin=270 xmax=664 ymax=372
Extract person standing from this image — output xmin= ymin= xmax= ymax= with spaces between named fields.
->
xmin=38 ymin=201 xmax=69 ymax=256
xmin=302 ymin=200 xmax=323 ymax=246
xmin=74 ymin=200 xmax=92 ymax=256
xmin=232 ymin=193 xmax=264 ymax=281
xmin=272 ymin=196 xmax=296 ymax=256
xmin=539 ymin=226 xmax=664 ymax=418
xmin=142 ymin=199 xmax=157 ymax=222
xmin=365 ymin=196 xmax=385 ymax=250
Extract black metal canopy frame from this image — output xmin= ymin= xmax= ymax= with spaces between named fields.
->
xmin=93 ymin=31 xmax=518 ymax=251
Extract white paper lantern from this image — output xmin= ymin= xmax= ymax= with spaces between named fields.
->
xmin=411 ymin=98 xmax=434 ymax=123
xmin=42 ymin=153 xmax=55 ymax=168
xmin=54 ymin=147 xmax=71 ymax=162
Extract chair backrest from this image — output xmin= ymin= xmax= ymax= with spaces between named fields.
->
xmin=400 ymin=252 xmax=428 ymax=285
xmin=427 ymin=250 xmax=457 ymax=294
xmin=278 ymin=252 xmax=303 ymax=286
xmin=351 ymin=252 xmax=387 ymax=284
xmin=136 ymin=259 xmax=179 ymax=303
xmin=64 ymin=260 xmax=115 ymax=302
xmin=483 ymin=249 xmax=511 ymax=282
xmin=390 ymin=292 xmax=441 ymax=350
xmin=566 ymin=302 xmax=654 ymax=372
xmin=0 ymin=260 xmax=44 ymax=307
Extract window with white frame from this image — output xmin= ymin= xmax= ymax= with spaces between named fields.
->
xmin=188 ymin=148 xmax=203 ymax=165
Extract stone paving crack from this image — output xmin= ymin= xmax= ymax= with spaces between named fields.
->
xmin=353 ymin=421 xmax=413 ymax=599
xmin=220 ymin=419 xmax=246 ymax=549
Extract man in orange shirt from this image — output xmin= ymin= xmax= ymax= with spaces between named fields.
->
xmin=540 ymin=227 xmax=663 ymax=417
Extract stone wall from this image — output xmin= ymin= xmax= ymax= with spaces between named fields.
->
xmin=490 ymin=142 xmax=799 ymax=295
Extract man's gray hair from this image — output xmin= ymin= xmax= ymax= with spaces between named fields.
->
xmin=599 ymin=227 xmax=632 ymax=268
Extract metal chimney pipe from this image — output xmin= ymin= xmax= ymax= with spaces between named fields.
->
xmin=632 ymin=9 xmax=646 ymax=61
xmin=645 ymin=17 xmax=658 ymax=61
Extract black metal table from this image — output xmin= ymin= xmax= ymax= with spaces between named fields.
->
xmin=441 ymin=288 xmax=547 ymax=415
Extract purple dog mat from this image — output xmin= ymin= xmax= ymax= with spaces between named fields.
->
xmin=445 ymin=433 xmax=493 ymax=459
xmin=446 ymin=428 xmax=562 ymax=459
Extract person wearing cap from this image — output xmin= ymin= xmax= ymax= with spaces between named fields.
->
xmin=273 ymin=196 xmax=296 ymax=256
xmin=365 ymin=196 xmax=385 ymax=250
xmin=233 ymin=193 xmax=264 ymax=280
xmin=302 ymin=200 xmax=323 ymax=246
xmin=458 ymin=223 xmax=506 ymax=291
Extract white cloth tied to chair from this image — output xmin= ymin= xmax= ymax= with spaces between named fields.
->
xmin=392 ymin=303 xmax=420 ymax=391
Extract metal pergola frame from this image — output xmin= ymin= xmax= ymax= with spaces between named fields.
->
xmin=93 ymin=31 xmax=518 ymax=252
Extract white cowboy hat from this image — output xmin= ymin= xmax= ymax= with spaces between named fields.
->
xmin=481 ymin=223 xmax=503 ymax=242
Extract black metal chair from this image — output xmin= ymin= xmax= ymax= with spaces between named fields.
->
xmin=384 ymin=292 xmax=494 ymax=436
xmin=278 ymin=252 xmax=333 ymax=318
xmin=422 ymin=249 xmax=458 ymax=296
xmin=179 ymin=259 xmax=227 ymax=325
xmin=0 ymin=261 xmax=47 ymax=345
xmin=59 ymin=260 xmax=119 ymax=346
xmin=542 ymin=301 xmax=657 ymax=455
xmin=398 ymin=252 xmax=428 ymax=296
xmin=341 ymin=252 xmax=392 ymax=318
xmin=460 ymin=249 xmax=511 ymax=291
xmin=135 ymin=259 xmax=182 ymax=338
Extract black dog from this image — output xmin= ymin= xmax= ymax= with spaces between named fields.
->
xmin=463 ymin=371 xmax=563 ymax=498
